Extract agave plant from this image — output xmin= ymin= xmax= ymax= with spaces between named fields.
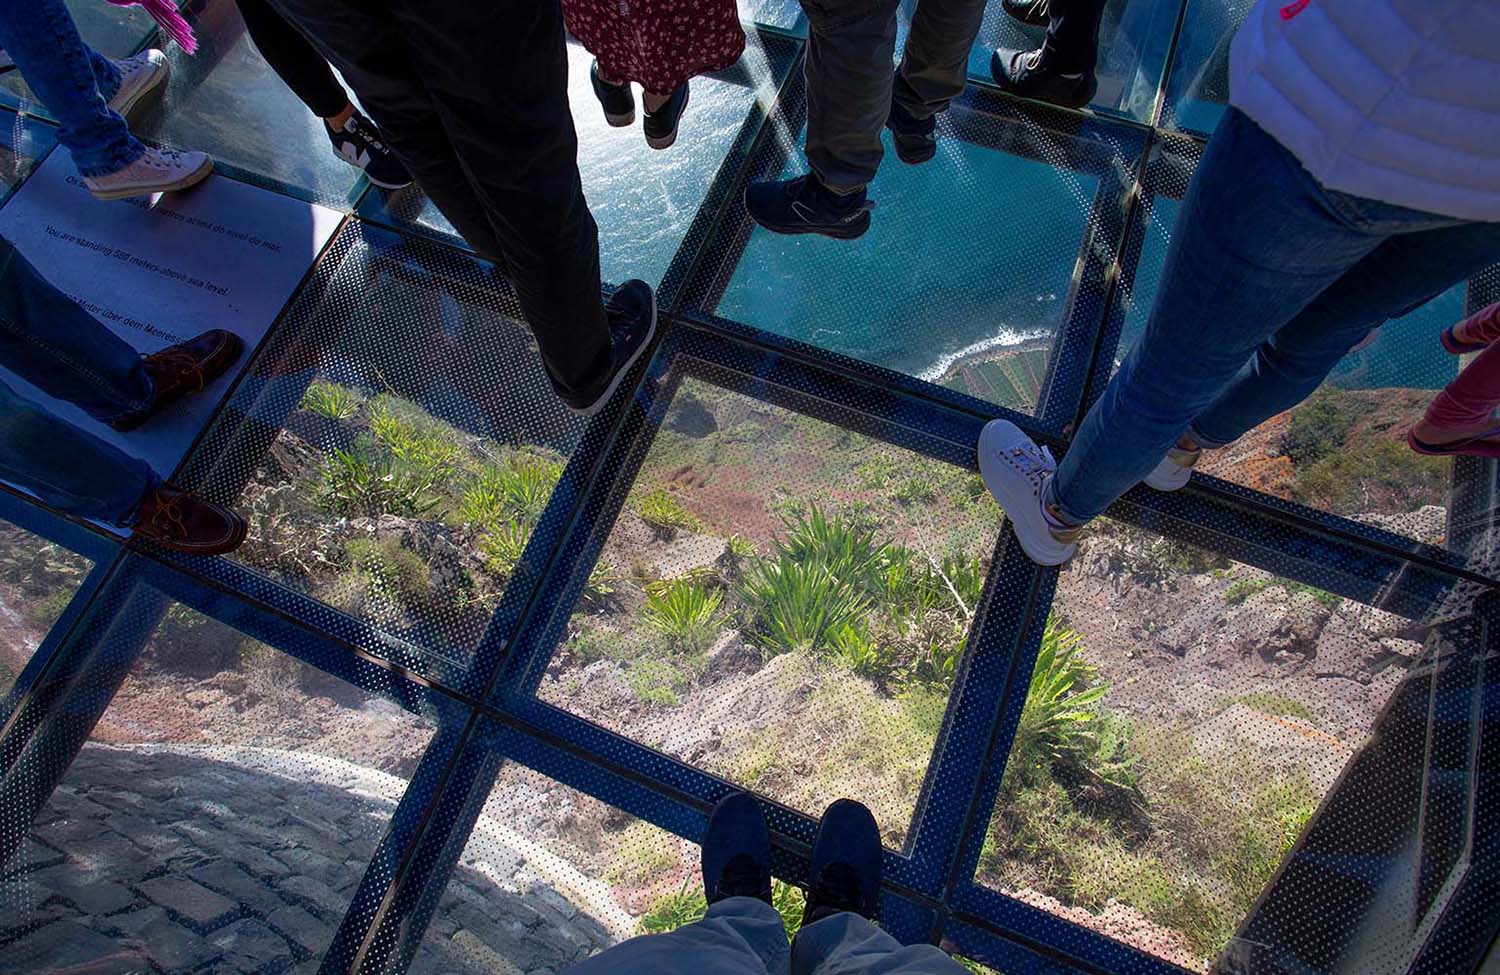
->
xmin=643 ymin=575 xmax=725 ymax=652
xmin=1009 ymin=618 xmax=1108 ymax=786
xmin=740 ymin=553 xmax=869 ymax=654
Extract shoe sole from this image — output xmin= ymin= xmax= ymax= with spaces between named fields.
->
xmin=135 ymin=509 xmax=249 ymax=557
xmin=88 ymin=156 xmax=214 ymax=201
xmin=366 ymin=173 xmax=414 ymax=190
xmin=745 ymin=202 xmax=872 ymax=240
xmin=977 ymin=419 xmax=1076 ymax=566
xmin=568 ymin=290 xmax=659 ymax=418
xmin=1408 ymin=427 xmax=1500 ymax=459
xmin=605 ymin=111 xmax=636 ymax=127
xmin=645 ymin=86 xmax=688 ymax=150
xmin=108 ymin=58 xmax=169 ymax=121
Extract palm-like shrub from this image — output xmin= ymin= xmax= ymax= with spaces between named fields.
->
xmin=643 ymin=575 xmax=724 ymax=652
xmin=740 ymin=554 xmax=869 ymax=654
xmin=1010 ymin=618 xmax=1109 ymax=788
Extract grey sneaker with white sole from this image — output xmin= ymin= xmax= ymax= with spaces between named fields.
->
xmin=106 ymin=49 xmax=169 ymax=120
xmin=1143 ymin=444 xmax=1200 ymax=491
xmin=978 ymin=419 xmax=1080 ymax=566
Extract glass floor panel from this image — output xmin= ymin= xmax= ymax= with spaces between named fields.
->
xmin=132 ymin=0 xmax=365 ymax=208
xmin=542 ymin=373 xmax=1002 ymax=847
xmin=714 ymin=108 xmax=1137 ymax=414
xmin=0 ymin=602 xmax=438 ymax=974
xmin=0 ymin=111 xmax=57 ymax=205
xmin=0 ymin=0 xmax=161 ymax=115
xmin=1116 ymin=139 xmax=1497 ymax=568
xmin=358 ymin=34 xmax=793 ymax=289
xmin=1157 ymin=0 xmax=1253 ymax=135
xmin=410 ymin=763 xmax=710 ymax=974
xmin=0 ymin=519 xmax=93 ymax=702
xmin=974 ymin=518 xmax=1425 ymax=971
xmin=181 ymin=224 xmax=588 ymax=676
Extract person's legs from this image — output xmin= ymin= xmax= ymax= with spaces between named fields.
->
xmin=791 ymin=913 xmax=970 ymax=975
xmin=0 ymin=237 xmax=153 ymax=425
xmin=0 ymin=0 xmax=143 ymax=176
xmin=1184 ymin=220 xmax=1500 ymax=450
xmin=233 ymin=0 xmax=349 ymax=118
xmin=801 ymin=0 xmax=901 ymax=194
xmin=1043 ymin=0 xmax=1108 ymax=74
xmin=989 ymin=0 xmax=1105 ymax=108
xmin=1413 ymin=337 xmax=1500 ymax=456
xmin=382 ymin=0 xmax=613 ymax=397
xmin=265 ymin=0 xmax=505 ymax=259
xmin=0 ymin=379 xmax=155 ymax=524
xmin=892 ymin=0 xmax=989 ymax=120
xmin=566 ymin=897 xmax=786 ymax=975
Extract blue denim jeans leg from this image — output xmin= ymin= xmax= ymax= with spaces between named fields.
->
xmin=0 ymin=236 xmax=155 ymax=424
xmin=1049 ymin=107 xmax=1500 ymax=525
xmin=0 ymin=378 xmax=156 ymax=524
xmin=0 ymin=0 xmax=143 ymax=176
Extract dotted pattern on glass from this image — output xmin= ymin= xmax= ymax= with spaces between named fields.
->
xmin=178 ymin=223 xmax=590 ymax=677
xmin=0 ymin=519 xmax=93 ymax=702
xmin=971 ymin=518 xmax=1436 ymax=972
xmin=0 ymin=600 xmax=438 ymax=974
xmin=541 ymin=369 xmax=1002 ymax=849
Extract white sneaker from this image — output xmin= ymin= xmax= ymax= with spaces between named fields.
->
xmin=977 ymin=419 xmax=1079 ymax=566
xmin=1143 ymin=444 xmax=1200 ymax=491
xmin=83 ymin=146 xmax=213 ymax=201
xmin=106 ymin=49 xmax=169 ymax=120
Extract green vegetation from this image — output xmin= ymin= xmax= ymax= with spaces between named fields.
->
xmin=299 ymin=380 xmax=363 ymax=421
xmin=1216 ymin=691 xmax=1320 ymax=725
xmin=741 ymin=555 xmax=871 ymax=655
xmin=639 ymin=489 xmax=702 ymax=537
xmin=644 ymin=576 xmax=724 ymax=652
xmin=628 ymin=658 xmax=695 ymax=707
xmin=1282 ymin=388 xmax=1360 ymax=466
xmin=1292 ymin=440 xmax=1448 ymax=515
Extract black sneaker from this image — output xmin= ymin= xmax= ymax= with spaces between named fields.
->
xmin=744 ymin=173 xmax=873 ymax=240
xmin=990 ymin=47 xmax=1098 ymax=109
xmin=562 ymin=279 xmax=658 ymax=416
xmin=702 ymin=793 xmax=774 ymax=905
xmin=644 ymin=82 xmax=690 ymax=150
xmin=1002 ymin=0 xmax=1051 ymax=28
xmin=591 ymin=60 xmax=635 ymax=127
xmin=886 ymin=94 xmax=937 ymax=165
xmin=802 ymin=799 xmax=882 ymax=926
xmin=328 ymin=112 xmax=412 ymax=189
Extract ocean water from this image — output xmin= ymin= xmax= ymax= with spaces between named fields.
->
xmin=718 ymin=113 xmax=1096 ymax=399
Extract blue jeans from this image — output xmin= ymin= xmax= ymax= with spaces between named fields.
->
xmin=566 ymin=897 xmax=968 ymax=975
xmin=1050 ymin=108 xmax=1500 ymax=525
xmin=0 ymin=237 xmax=155 ymax=523
xmin=0 ymin=0 xmax=144 ymax=177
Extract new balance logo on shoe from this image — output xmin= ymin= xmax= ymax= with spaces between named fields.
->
xmin=337 ymin=141 xmax=371 ymax=171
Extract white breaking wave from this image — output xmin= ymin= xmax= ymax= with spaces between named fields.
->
xmin=918 ymin=326 xmax=1052 ymax=383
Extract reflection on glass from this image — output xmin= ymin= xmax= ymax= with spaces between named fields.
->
xmin=976 ymin=520 xmax=1423 ymax=970
xmin=0 ymin=606 xmax=436 ymax=973
xmin=543 ymin=375 xmax=1002 ymax=846
xmin=1158 ymin=0 xmax=1253 ymax=134
xmin=0 ymin=0 xmax=160 ymax=114
xmin=0 ymin=521 xmax=93 ymax=701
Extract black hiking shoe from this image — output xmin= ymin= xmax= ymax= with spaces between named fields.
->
xmin=802 ymin=799 xmax=882 ymax=926
xmin=644 ymin=82 xmax=690 ymax=150
xmin=744 ymin=173 xmax=873 ymax=240
xmin=990 ymin=47 xmax=1098 ymax=109
xmin=702 ymin=793 xmax=774 ymax=905
xmin=327 ymin=111 xmax=412 ymax=189
xmin=591 ymin=60 xmax=636 ymax=127
xmin=886 ymin=94 xmax=937 ymax=165
xmin=562 ymin=280 xmax=658 ymax=417
xmin=1002 ymin=0 xmax=1052 ymax=28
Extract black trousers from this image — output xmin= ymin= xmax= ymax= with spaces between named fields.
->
xmin=1044 ymin=0 xmax=1108 ymax=74
xmin=265 ymin=0 xmax=611 ymax=397
xmin=234 ymin=0 xmax=347 ymax=118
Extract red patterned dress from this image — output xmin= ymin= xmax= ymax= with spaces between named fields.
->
xmin=563 ymin=0 xmax=746 ymax=94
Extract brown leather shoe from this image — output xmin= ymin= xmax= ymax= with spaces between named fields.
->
xmin=131 ymin=484 xmax=247 ymax=555
xmin=110 ymin=329 xmax=246 ymax=432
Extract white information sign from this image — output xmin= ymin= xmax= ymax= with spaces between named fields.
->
xmin=0 ymin=150 xmax=341 ymax=490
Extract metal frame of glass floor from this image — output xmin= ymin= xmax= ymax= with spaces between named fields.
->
xmin=2 ymin=1 xmax=1499 ymax=974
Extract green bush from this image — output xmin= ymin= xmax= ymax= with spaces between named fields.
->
xmin=639 ymin=489 xmax=702 ymax=536
xmin=628 ymin=659 xmax=691 ymax=707
xmin=640 ymin=880 xmax=806 ymax=937
xmin=740 ymin=554 xmax=869 ymax=654
xmin=299 ymin=380 xmax=363 ymax=421
xmin=1292 ymin=439 xmax=1448 ymax=514
xmin=644 ymin=576 xmax=724 ymax=652
xmin=476 ymin=521 xmax=529 ymax=578
xmin=317 ymin=439 xmax=444 ymax=517
xmin=346 ymin=537 xmax=431 ymax=611
xmin=1283 ymin=388 xmax=1360 ymax=466
xmin=778 ymin=506 xmax=888 ymax=591
xmin=368 ymin=395 xmax=465 ymax=479
xmin=1224 ymin=577 xmax=1270 ymax=605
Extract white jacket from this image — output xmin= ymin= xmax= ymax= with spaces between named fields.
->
xmin=1230 ymin=0 xmax=1500 ymax=222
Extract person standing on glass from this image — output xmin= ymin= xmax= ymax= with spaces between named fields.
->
xmin=565 ymin=0 xmax=745 ymax=150
xmin=976 ymin=0 xmax=1500 ymax=566
xmin=742 ymin=0 xmax=992 ymax=240
xmin=989 ymin=0 xmax=1109 ymax=109
xmin=262 ymin=0 xmax=657 ymax=417
xmin=0 ymin=0 xmax=213 ymax=200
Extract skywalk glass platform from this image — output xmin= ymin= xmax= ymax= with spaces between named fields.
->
xmin=1 ymin=2 xmax=1498 ymax=974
